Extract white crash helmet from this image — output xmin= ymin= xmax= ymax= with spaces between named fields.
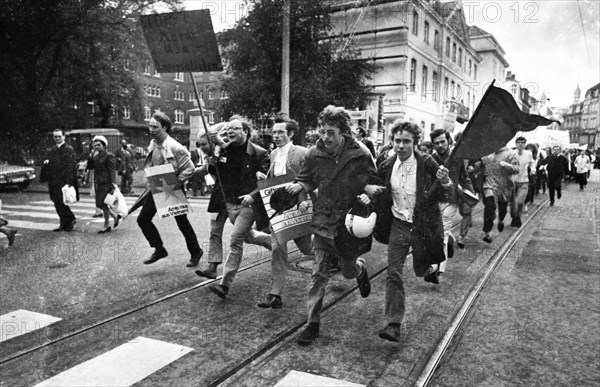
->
xmin=345 ymin=204 xmax=377 ymax=238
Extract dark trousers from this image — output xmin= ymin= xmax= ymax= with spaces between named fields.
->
xmin=547 ymin=176 xmax=562 ymax=203
xmin=49 ymin=184 xmax=75 ymax=227
xmin=137 ymin=193 xmax=201 ymax=256
xmin=483 ymin=195 xmax=508 ymax=233
xmin=120 ymin=172 xmax=133 ymax=193
xmin=577 ymin=173 xmax=588 ymax=189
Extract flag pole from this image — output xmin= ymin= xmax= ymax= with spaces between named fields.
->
xmin=447 ymin=79 xmax=496 ymax=164
xmin=189 ymin=71 xmax=227 ymax=205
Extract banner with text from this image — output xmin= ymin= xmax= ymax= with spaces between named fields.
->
xmin=140 ymin=9 xmax=223 ymax=73
xmin=258 ymin=174 xmax=313 ymax=245
xmin=145 ymin=164 xmax=191 ymax=219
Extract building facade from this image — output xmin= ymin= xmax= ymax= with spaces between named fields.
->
xmin=565 ymin=83 xmax=600 ymax=148
xmin=328 ymin=0 xmax=511 ymax=144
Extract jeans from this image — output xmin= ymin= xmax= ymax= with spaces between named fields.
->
xmin=137 ymin=193 xmax=201 ymax=257
xmin=307 ymin=235 xmax=361 ymax=323
xmin=511 ymin=182 xmax=529 ymax=221
xmin=220 ymin=203 xmax=271 ymax=289
xmin=384 ymin=217 xmax=412 ymax=325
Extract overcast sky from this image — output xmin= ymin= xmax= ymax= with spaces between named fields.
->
xmin=184 ymin=0 xmax=600 ymax=108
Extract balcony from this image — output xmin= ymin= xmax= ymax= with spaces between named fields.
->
xmin=443 ymin=100 xmax=470 ymax=124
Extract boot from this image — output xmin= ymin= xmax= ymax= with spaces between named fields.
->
xmin=195 ymin=262 xmax=219 ymax=279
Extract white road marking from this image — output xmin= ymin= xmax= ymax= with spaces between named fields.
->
xmin=274 ymin=371 xmax=365 ymax=386
xmin=0 ymin=309 xmax=62 ymax=343
xmin=34 ymin=337 xmax=193 ymax=387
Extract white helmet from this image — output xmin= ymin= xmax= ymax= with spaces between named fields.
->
xmin=345 ymin=210 xmax=377 ymax=238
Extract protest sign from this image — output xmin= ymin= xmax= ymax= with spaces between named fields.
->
xmin=140 ymin=9 xmax=223 ymax=73
xmin=145 ymin=164 xmax=191 ymax=219
xmin=258 ymin=174 xmax=313 ymax=245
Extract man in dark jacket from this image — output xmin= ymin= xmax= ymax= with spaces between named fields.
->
xmin=115 ymin=140 xmax=136 ymax=194
xmin=287 ymin=106 xmax=383 ymax=346
xmin=206 ymin=117 xmax=271 ymax=299
xmin=374 ymin=121 xmax=450 ymax=342
xmin=44 ymin=129 xmax=78 ymax=231
xmin=546 ymin=145 xmax=569 ymax=205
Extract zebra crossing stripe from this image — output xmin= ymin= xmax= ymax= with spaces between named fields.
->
xmin=274 ymin=370 xmax=365 ymax=386
xmin=0 ymin=310 xmax=62 ymax=343
xmin=34 ymin=337 xmax=193 ymax=387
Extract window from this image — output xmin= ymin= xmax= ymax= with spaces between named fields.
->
xmin=412 ymin=11 xmax=419 ymax=36
xmin=424 ymin=21 xmax=429 ymax=44
xmin=144 ymin=106 xmax=151 ymax=121
xmin=467 ymin=91 xmax=471 ymax=108
xmin=511 ymin=84 xmax=518 ymax=97
xmin=452 ymin=43 xmax=457 ymax=62
xmin=208 ymin=91 xmax=214 ymax=100
xmin=444 ymin=77 xmax=449 ymax=99
xmin=445 ymin=38 xmax=450 ymax=57
xmin=156 ymin=86 xmax=161 ymax=97
xmin=457 ymin=84 xmax=462 ymax=102
xmin=174 ymin=87 xmax=184 ymax=101
xmin=189 ymin=92 xmax=195 ymax=101
xmin=421 ymin=65 xmax=428 ymax=96
xmin=174 ymin=109 xmax=184 ymax=124
xmin=474 ymin=64 xmax=478 ymax=80
xmin=468 ymin=60 xmax=472 ymax=76
xmin=174 ymin=72 xmax=184 ymax=81
xmin=144 ymin=62 xmax=150 ymax=74
xmin=458 ymin=48 xmax=462 ymax=67
xmin=122 ymin=106 xmax=130 ymax=119
xmin=410 ymin=59 xmax=417 ymax=91
xmin=451 ymin=80 xmax=455 ymax=98
xmin=434 ymin=30 xmax=440 ymax=52
xmin=492 ymin=60 xmax=497 ymax=76
xmin=433 ymin=71 xmax=439 ymax=101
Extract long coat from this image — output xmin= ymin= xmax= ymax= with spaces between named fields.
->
xmin=374 ymin=150 xmax=447 ymax=277
xmin=46 ymin=143 xmax=79 ymax=202
xmin=295 ymin=136 xmax=380 ymax=260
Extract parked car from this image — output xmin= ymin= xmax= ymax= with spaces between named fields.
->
xmin=0 ymin=161 xmax=36 ymax=190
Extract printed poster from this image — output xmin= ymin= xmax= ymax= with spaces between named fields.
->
xmin=258 ymin=174 xmax=313 ymax=245
xmin=145 ymin=164 xmax=191 ymax=219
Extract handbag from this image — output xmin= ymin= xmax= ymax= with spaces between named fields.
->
xmin=62 ymin=185 xmax=77 ymax=204
xmin=104 ymin=184 xmax=128 ymax=216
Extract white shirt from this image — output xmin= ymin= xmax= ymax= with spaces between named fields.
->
xmin=273 ymin=142 xmax=293 ymax=176
xmin=391 ymin=153 xmax=417 ymax=223
xmin=574 ymin=154 xmax=591 ymax=174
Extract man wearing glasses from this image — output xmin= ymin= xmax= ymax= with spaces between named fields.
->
xmin=43 ymin=129 xmax=78 ymax=231
xmin=138 ymin=112 xmax=203 ymax=268
xmin=206 ymin=116 xmax=271 ymax=299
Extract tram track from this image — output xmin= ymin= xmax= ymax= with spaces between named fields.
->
xmin=1 ymin=199 xmax=550 ymax=387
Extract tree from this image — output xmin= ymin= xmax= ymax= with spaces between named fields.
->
xmin=0 ymin=0 xmax=182 ymax=163
xmin=217 ymin=0 xmax=377 ymax=138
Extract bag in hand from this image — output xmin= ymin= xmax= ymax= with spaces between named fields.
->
xmin=62 ymin=185 xmax=77 ymax=204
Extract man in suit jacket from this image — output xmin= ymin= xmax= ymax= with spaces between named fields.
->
xmin=255 ymin=117 xmax=313 ymax=309
xmin=44 ymin=129 xmax=78 ymax=231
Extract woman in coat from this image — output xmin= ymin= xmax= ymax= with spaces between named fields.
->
xmin=90 ymin=135 xmax=119 ymax=233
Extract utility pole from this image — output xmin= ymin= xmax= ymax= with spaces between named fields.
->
xmin=281 ymin=0 xmax=290 ymax=116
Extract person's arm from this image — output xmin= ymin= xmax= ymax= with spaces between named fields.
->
xmin=174 ymin=145 xmax=195 ymax=184
xmin=107 ymin=154 xmax=117 ymax=185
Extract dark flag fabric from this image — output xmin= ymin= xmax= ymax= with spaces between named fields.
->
xmin=452 ymin=84 xmax=559 ymax=160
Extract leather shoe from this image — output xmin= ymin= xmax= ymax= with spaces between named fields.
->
xmin=143 ymin=246 xmax=168 ymax=264
xmin=7 ymin=229 xmax=17 ymax=246
xmin=483 ymin=234 xmax=492 ymax=244
xmin=113 ymin=215 xmax=122 ymax=228
xmin=510 ymin=218 xmax=522 ymax=228
xmin=356 ymin=258 xmax=371 ymax=298
xmin=456 ymin=236 xmax=466 ymax=250
xmin=257 ymin=294 xmax=283 ymax=309
xmin=378 ymin=324 xmax=401 ymax=342
xmin=297 ymin=323 xmax=319 ymax=346
xmin=53 ymin=226 xmax=65 ymax=232
xmin=186 ymin=249 xmax=204 ymax=268
xmin=497 ymin=221 xmax=504 ymax=232
xmin=447 ymin=235 xmax=455 ymax=258
xmin=98 ymin=227 xmax=111 ymax=234
xmin=195 ymin=262 xmax=219 ymax=279
xmin=63 ymin=219 xmax=76 ymax=232
xmin=424 ymin=265 xmax=439 ymax=284
xmin=208 ymin=284 xmax=229 ymax=299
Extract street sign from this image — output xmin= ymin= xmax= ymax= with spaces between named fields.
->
xmin=346 ymin=110 xmax=367 ymax=120
xmin=140 ymin=10 xmax=223 ymax=73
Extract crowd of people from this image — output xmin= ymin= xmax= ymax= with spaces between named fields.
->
xmin=2 ymin=108 xmax=596 ymax=348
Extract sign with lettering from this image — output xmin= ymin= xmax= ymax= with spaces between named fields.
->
xmin=258 ymin=174 xmax=313 ymax=245
xmin=145 ymin=164 xmax=191 ymax=219
xmin=140 ymin=9 xmax=223 ymax=73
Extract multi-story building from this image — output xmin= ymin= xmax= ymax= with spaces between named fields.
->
xmin=504 ymin=71 xmax=531 ymax=113
xmin=328 ymin=0 xmax=510 ymax=143
xmin=563 ymin=85 xmax=584 ymax=145
xmin=576 ymin=83 xmax=599 ymax=148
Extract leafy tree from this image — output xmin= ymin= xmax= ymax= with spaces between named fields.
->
xmin=217 ymin=0 xmax=377 ymax=139
xmin=0 ymin=0 xmax=182 ymax=163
